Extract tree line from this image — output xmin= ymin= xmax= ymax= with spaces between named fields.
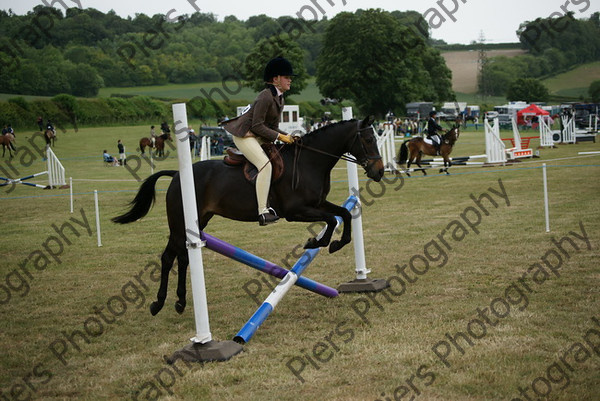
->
xmin=2 ymin=8 xmax=451 ymax=106
xmin=479 ymin=12 xmax=600 ymax=100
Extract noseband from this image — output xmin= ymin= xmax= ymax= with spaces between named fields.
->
xmin=350 ymin=122 xmax=383 ymax=168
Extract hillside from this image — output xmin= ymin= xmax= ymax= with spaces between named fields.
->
xmin=542 ymin=61 xmax=600 ymax=98
xmin=442 ymin=49 xmax=526 ymax=94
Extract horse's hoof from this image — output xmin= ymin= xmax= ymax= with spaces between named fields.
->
xmin=175 ymin=301 xmax=186 ymax=314
xmin=150 ymin=301 xmax=163 ymax=316
xmin=304 ymin=237 xmax=320 ymax=249
xmin=329 ymin=240 xmax=347 ymax=253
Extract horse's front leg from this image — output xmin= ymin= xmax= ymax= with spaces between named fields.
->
xmin=284 ymin=206 xmax=341 ymax=252
xmin=442 ymin=156 xmax=451 ymax=175
xmin=317 ymin=201 xmax=353 ymax=253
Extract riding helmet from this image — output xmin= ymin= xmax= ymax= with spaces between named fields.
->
xmin=264 ymin=57 xmax=296 ymax=82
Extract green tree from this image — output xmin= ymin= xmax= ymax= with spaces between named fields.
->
xmin=506 ymin=78 xmax=549 ymax=103
xmin=589 ymin=80 xmax=600 ymax=103
xmin=66 ymin=63 xmax=104 ymax=97
xmin=316 ymin=9 xmax=452 ymax=117
xmin=243 ymin=34 xmax=308 ymax=96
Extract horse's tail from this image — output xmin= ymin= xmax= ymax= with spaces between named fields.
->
xmin=112 ymin=170 xmax=177 ymax=224
xmin=397 ymin=141 xmax=409 ymax=164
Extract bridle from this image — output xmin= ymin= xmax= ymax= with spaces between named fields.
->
xmin=294 ymin=121 xmax=382 ymax=168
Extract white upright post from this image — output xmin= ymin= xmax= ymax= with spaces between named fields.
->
xmin=338 ymin=107 xmax=388 ymax=292
xmin=172 ymin=103 xmax=212 ymax=345
xmin=94 ymin=190 xmax=102 ymax=247
xmin=168 ymin=103 xmax=242 ymax=362
xmin=542 ymin=163 xmax=550 ymax=233
xmin=69 ymin=177 xmax=73 ymax=214
xmin=343 ymin=107 xmax=368 ymax=280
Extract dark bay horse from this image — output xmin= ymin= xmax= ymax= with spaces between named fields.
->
xmin=113 ymin=117 xmax=384 ymax=316
xmin=140 ymin=133 xmax=171 ymax=157
xmin=397 ymin=120 xmax=461 ymax=176
xmin=1 ymin=133 xmax=16 ymax=157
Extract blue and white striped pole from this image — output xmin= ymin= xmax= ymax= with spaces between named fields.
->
xmin=234 ymin=196 xmax=359 ymax=344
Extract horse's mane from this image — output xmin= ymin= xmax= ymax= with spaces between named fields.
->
xmin=300 ymin=119 xmax=355 ymax=143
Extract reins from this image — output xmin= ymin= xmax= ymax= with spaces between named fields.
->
xmin=292 ymin=123 xmax=381 ymax=167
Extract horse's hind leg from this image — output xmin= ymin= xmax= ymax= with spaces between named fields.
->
xmin=150 ymin=241 xmax=177 ymax=316
xmin=415 ymin=153 xmax=427 ymax=176
xmin=174 ymin=251 xmax=189 ymax=314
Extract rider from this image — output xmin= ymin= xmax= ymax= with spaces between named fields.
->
xmin=427 ymin=111 xmax=445 ymax=155
xmin=221 ymin=56 xmax=296 ymax=226
xmin=150 ymin=125 xmax=157 ymax=146
xmin=46 ymin=120 xmax=55 ymax=135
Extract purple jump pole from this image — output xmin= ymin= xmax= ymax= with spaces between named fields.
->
xmin=201 ymin=232 xmax=338 ymax=299
xmin=233 ymin=196 xmax=358 ymax=344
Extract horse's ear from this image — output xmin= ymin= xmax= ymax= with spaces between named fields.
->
xmin=362 ymin=115 xmax=375 ymax=127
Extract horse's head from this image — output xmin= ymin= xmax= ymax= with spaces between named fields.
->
xmin=444 ymin=121 xmax=460 ymax=145
xmin=349 ymin=116 xmax=385 ymax=182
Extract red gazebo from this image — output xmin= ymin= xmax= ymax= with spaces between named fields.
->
xmin=517 ymin=104 xmax=549 ymax=126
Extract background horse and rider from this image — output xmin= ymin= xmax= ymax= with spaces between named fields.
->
xmin=113 ymin=117 xmax=384 ymax=316
xmin=44 ymin=128 xmax=56 ymax=147
xmin=396 ymin=118 xmax=462 ymax=176
xmin=139 ymin=132 xmax=172 ymax=157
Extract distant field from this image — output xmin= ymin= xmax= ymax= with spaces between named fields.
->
xmin=542 ymin=61 xmax=600 ymax=97
xmin=99 ymin=79 xmax=324 ymax=103
xmin=442 ymin=49 xmax=526 ymax=94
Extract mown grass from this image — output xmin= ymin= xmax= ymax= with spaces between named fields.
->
xmin=542 ymin=61 xmax=600 ymax=98
xmin=0 ymin=122 xmax=599 ymax=401
xmin=97 ymin=79 xmax=324 ymax=103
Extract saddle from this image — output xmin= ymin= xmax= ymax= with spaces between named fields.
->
xmin=223 ymin=144 xmax=284 ymax=183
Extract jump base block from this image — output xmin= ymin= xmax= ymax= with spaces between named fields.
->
xmin=338 ymin=278 xmax=389 ymax=293
xmin=167 ymin=340 xmax=243 ymax=363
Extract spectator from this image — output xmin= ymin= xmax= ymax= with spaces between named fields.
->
xmin=217 ymin=134 xmax=224 ymax=155
xmin=103 ymin=150 xmax=119 ymax=166
xmin=117 ymin=140 xmax=126 ymax=166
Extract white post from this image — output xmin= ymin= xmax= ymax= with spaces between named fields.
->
xmin=150 ymin=150 xmax=154 ymax=175
xmin=172 ymin=103 xmax=212 ymax=344
xmin=94 ymin=190 xmax=102 ymax=247
xmin=342 ymin=107 xmax=369 ymax=280
xmin=511 ymin=117 xmax=522 ymax=150
xmin=542 ymin=164 xmax=550 ymax=233
xmin=69 ymin=177 xmax=73 ymax=213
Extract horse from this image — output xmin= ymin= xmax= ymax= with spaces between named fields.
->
xmin=113 ymin=117 xmax=384 ymax=316
xmin=396 ymin=119 xmax=461 ymax=176
xmin=1 ymin=133 xmax=16 ymax=157
xmin=44 ymin=129 xmax=56 ymax=147
xmin=140 ymin=133 xmax=171 ymax=157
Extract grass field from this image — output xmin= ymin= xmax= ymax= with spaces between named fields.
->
xmin=542 ymin=61 xmax=600 ymax=98
xmin=98 ymin=79 xmax=325 ymax=103
xmin=1 ymin=122 xmax=599 ymax=401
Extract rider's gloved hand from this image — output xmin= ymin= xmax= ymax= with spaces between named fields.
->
xmin=278 ymin=133 xmax=294 ymax=144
